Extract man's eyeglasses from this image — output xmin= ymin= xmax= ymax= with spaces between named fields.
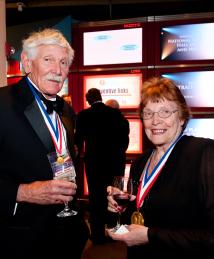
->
xmin=141 ymin=109 xmax=178 ymax=120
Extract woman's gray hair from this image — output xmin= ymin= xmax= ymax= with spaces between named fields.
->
xmin=22 ymin=28 xmax=74 ymax=65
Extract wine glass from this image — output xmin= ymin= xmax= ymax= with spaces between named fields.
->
xmin=47 ymin=151 xmax=78 ymax=217
xmin=111 ymin=176 xmax=133 ymax=232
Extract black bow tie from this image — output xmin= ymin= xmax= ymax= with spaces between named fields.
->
xmin=33 ymin=87 xmax=64 ymax=114
xmin=41 ymin=95 xmax=64 ymax=114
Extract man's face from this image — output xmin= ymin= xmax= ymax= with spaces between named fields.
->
xmin=27 ymin=44 xmax=70 ymax=97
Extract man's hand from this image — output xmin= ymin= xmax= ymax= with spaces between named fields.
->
xmin=17 ymin=180 xmax=77 ymax=205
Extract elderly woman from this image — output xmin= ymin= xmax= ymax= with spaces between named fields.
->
xmin=107 ymin=77 xmax=214 ymax=258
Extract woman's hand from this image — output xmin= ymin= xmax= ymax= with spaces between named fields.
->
xmin=107 ymin=185 xmax=136 ymax=213
xmin=106 ymin=224 xmax=149 ymax=246
xmin=107 ymin=185 xmax=121 ymax=213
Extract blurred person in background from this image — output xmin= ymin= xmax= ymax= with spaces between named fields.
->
xmin=62 ymin=93 xmax=72 ymax=106
xmin=107 ymin=77 xmax=214 ymax=258
xmin=0 ymin=28 xmax=88 ymax=259
xmin=105 ymin=99 xmax=120 ymax=109
xmin=75 ymin=88 xmax=129 ymax=244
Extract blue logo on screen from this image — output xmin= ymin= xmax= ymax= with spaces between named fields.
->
xmin=120 ymin=44 xmax=138 ymax=51
xmin=95 ymin=35 xmax=111 ymax=41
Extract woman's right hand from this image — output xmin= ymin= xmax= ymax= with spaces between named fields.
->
xmin=107 ymin=186 xmax=120 ymax=213
xmin=107 ymin=185 xmax=136 ymax=213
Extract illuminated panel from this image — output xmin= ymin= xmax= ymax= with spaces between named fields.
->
xmin=184 ymin=118 xmax=214 ymax=139
xmin=58 ymin=78 xmax=69 ymax=96
xmin=83 ymin=27 xmax=143 ymax=66
xmin=162 ymin=71 xmax=214 ymax=107
xmin=83 ymin=73 xmax=142 ymax=109
xmin=124 ymin=163 xmax=131 ymax=179
xmin=161 ymin=22 xmax=214 ymax=61
xmin=7 ymin=60 xmax=22 ymax=76
xmin=126 ymin=118 xmax=143 ymax=154
xmin=83 ymin=170 xmax=88 ymax=196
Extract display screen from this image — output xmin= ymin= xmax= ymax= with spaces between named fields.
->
xmin=83 ymin=27 xmax=143 ymax=66
xmin=162 ymin=71 xmax=214 ymax=107
xmin=184 ymin=118 xmax=214 ymax=139
xmin=161 ymin=22 xmax=214 ymax=61
xmin=84 ymin=73 xmax=142 ymax=109
xmin=126 ymin=118 xmax=143 ymax=154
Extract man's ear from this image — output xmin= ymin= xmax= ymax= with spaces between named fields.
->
xmin=21 ymin=51 xmax=32 ymax=74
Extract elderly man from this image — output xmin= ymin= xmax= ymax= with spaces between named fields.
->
xmin=0 ymin=28 xmax=88 ymax=258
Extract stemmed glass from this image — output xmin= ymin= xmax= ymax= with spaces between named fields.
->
xmin=47 ymin=151 xmax=78 ymax=217
xmin=111 ymin=176 xmax=133 ymax=232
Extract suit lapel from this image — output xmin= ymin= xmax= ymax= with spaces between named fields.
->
xmin=17 ymin=77 xmax=73 ymax=155
xmin=16 ymin=77 xmax=54 ymax=152
xmin=24 ymin=99 xmax=54 ymax=152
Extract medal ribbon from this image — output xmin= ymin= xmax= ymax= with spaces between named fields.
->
xmin=49 ymin=115 xmax=63 ymax=154
xmin=136 ymin=134 xmax=183 ymax=210
xmin=27 ymin=78 xmax=63 ymax=155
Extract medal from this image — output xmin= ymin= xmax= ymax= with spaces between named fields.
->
xmin=57 ymin=156 xmax=64 ymax=164
xmin=131 ymin=210 xmax=144 ymax=225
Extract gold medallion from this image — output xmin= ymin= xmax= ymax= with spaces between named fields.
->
xmin=57 ymin=156 xmax=64 ymax=164
xmin=131 ymin=211 xmax=144 ymax=225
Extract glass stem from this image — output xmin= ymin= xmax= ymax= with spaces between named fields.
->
xmin=116 ymin=212 xmax=121 ymax=229
xmin=64 ymin=202 xmax=70 ymax=212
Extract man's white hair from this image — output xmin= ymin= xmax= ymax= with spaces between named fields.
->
xmin=22 ymin=28 xmax=74 ymax=66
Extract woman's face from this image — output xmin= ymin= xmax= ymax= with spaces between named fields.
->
xmin=143 ymin=98 xmax=184 ymax=150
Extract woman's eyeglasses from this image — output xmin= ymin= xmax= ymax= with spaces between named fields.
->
xmin=141 ymin=109 xmax=178 ymax=120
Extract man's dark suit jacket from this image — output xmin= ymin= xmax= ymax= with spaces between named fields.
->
xmin=0 ymin=77 xmax=88 ymax=258
xmin=75 ymin=101 xmax=130 ymax=184
xmin=74 ymin=101 xmax=129 ymax=241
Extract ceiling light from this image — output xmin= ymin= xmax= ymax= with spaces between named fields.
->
xmin=17 ymin=2 xmax=25 ymax=12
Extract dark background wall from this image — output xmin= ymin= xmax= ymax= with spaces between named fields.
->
xmin=6 ymin=0 xmax=214 ymax=26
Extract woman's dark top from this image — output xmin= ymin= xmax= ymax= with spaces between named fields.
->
xmin=125 ymin=135 xmax=214 ymax=258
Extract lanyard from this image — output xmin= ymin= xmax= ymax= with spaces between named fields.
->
xmin=136 ymin=134 xmax=183 ymax=209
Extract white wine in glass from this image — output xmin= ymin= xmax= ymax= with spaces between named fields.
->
xmin=47 ymin=151 xmax=78 ymax=217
